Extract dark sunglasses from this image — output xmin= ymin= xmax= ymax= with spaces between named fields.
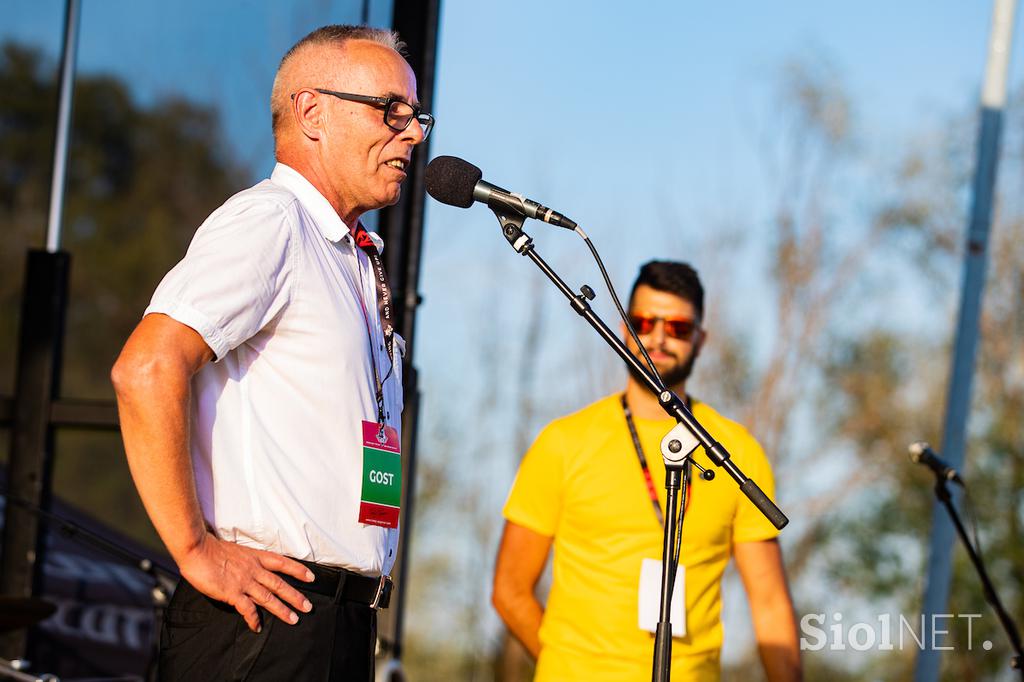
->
xmin=629 ymin=314 xmax=699 ymax=340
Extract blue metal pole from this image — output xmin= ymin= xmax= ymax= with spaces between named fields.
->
xmin=914 ymin=1 xmax=1017 ymax=679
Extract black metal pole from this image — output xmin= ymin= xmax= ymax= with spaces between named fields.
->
xmin=0 ymin=0 xmax=80 ymax=659
xmin=374 ymin=0 xmax=441 ymax=667
xmin=0 ymin=250 xmax=70 ymax=659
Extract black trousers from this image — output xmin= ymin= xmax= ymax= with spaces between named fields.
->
xmin=157 ymin=576 xmax=376 ymax=681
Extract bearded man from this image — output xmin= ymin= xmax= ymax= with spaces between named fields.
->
xmin=492 ymin=260 xmax=802 ymax=681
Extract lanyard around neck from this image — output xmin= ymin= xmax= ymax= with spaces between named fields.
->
xmin=620 ymin=393 xmax=693 ymax=529
xmin=351 ymin=223 xmax=396 ymax=428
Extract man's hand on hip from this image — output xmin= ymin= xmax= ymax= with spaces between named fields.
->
xmin=178 ymin=531 xmax=316 ymax=632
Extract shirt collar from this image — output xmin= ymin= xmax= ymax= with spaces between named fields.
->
xmin=270 ymin=162 xmax=385 ymax=252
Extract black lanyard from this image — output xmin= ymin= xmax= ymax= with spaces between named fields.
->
xmin=620 ymin=394 xmax=693 ymax=529
xmin=351 ymin=223 xmax=395 ymax=429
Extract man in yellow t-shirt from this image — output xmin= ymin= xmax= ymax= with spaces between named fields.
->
xmin=492 ymin=261 xmax=802 ymax=681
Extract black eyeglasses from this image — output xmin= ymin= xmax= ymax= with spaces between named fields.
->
xmin=293 ymin=88 xmax=434 ymax=140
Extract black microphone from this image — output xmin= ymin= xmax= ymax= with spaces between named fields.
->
xmin=908 ymin=441 xmax=964 ymax=486
xmin=424 ymin=155 xmax=577 ymax=229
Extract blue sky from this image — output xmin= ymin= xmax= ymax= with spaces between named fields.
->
xmin=4 ymin=0 xmax=1020 ymax=668
xmin=4 ymin=1 xmax=1007 ymax=236
xmin=420 ymin=0 xmax=1011 ymax=384
xmin=5 ymin=1 xmax=1005 ymax=207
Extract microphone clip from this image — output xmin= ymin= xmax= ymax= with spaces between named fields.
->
xmin=489 ymin=206 xmax=533 ymax=254
xmin=908 ymin=441 xmax=965 ymax=487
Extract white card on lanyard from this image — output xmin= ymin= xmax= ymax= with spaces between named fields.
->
xmin=638 ymin=558 xmax=686 ymax=637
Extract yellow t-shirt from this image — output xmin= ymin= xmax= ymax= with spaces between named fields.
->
xmin=503 ymin=394 xmax=779 ymax=682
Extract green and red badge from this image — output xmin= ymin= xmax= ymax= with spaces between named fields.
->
xmin=358 ymin=421 xmax=401 ymax=528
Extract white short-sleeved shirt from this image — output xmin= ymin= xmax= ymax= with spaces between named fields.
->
xmin=146 ymin=163 xmax=402 ymax=576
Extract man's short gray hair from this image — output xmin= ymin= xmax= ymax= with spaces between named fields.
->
xmin=271 ymin=25 xmax=406 ymax=136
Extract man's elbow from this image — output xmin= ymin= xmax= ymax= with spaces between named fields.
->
xmin=111 ymin=347 xmax=175 ymax=401
xmin=110 ymin=350 xmax=131 ymax=395
xmin=491 ymin=578 xmax=510 ymax=620
xmin=112 ymin=349 xmax=145 ymax=398
xmin=491 ymin=574 xmax=523 ymax=624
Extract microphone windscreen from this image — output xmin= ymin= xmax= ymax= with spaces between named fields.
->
xmin=425 ymin=156 xmax=482 ymax=208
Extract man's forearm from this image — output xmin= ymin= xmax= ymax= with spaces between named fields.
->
xmin=753 ymin=602 xmax=802 ymax=682
xmin=492 ymin=523 xmax=552 ymax=660
xmin=495 ymin=591 xmax=544 ymax=658
xmin=757 ymin=641 xmax=802 ymax=682
xmin=113 ymin=355 xmax=207 ymax=563
xmin=735 ymin=540 xmax=802 ymax=682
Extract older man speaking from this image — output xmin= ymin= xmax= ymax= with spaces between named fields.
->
xmin=111 ymin=25 xmax=432 ymax=681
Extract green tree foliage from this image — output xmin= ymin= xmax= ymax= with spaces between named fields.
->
xmin=809 ymin=100 xmax=1024 ymax=680
xmin=0 ymin=41 xmax=250 ymax=544
xmin=678 ymin=55 xmax=1022 ymax=680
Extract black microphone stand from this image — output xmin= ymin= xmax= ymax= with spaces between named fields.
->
xmin=485 ymin=208 xmax=789 ymax=682
xmin=920 ymin=457 xmax=1023 ymax=678
xmin=653 ymin=424 xmax=699 ymax=679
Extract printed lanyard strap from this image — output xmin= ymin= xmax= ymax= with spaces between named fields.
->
xmin=351 ymin=223 xmax=395 ymax=365
xmin=351 ymin=223 xmax=396 ymax=427
xmin=620 ymin=394 xmax=693 ymax=529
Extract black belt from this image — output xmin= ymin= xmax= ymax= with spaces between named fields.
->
xmin=283 ymin=559 xmax=393 ymax=609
